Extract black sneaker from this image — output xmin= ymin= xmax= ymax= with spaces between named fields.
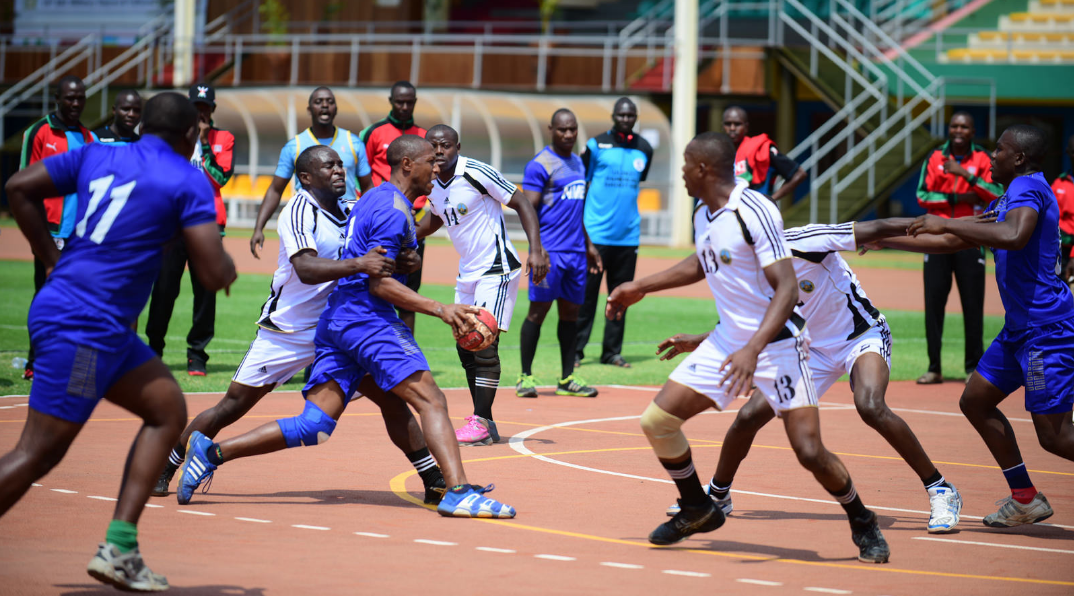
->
xmin=648 ymin=498 xmax=726 ymax=545
xmin=851 ymin=511 xmax=891 ymax=563
xmin=187 ymin=358 xmax=207 ymax=377
xmin=424 ymin=476 xmax=447 ymax=505
xmin=151 ymin=463 xmax=178 ymax=497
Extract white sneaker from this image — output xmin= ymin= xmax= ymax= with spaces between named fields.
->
xmin=87 ymin=542 xmax=169 ymax=592
xmin=666 ymin=490 xmax=733 ymax=517
xmin=927 ymin=484 xmax=962 ymax=533
xmin=983 ymin=493 xmax=1054 ymax=528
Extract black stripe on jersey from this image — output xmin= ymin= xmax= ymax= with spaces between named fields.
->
xmin=469 ymin=161 xmax=516 ymax=196
xmin=731 ymin=210 xmax=754 ymax=245
xmin=502 ymin=219 xmax=522 ymax=271
xmin=784 ymin=222 xmax=854 ymax=239
xmin=790 ymin=249 xmax=831 ymax=263
xmin=843 ymin=293 xmax=871 ymax=341
xmin=463 ymin=172 xmax=489 ymax=197
xmin=484 ymin=237 xmax=505 ymax=276
xmin=257 ymin=285 xmax=284 ymax=331
xmin=771 ymin=311 xmax=807 ymax=342
xmin=850 ymin=282 xmax=881 ymax=319
xmin=740 ymin=193 xmax=785 ymax=259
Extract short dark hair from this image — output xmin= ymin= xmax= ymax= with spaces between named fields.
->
xmin=426 ymin=124 xmax=458 ymax=143
xmin=141 ymin=92 xmax=198 ymax=142
xmin=950 ymin=111 xmax=975 ymax=127
xmin=1003 ymin=124 xmax=1048 ymax=168
xmin=308 ymin=86 xmax=333 ymax=104
xmin=296 ymin=145 xmax=337 ymax=177
xmin=114 ymin=89 xmax=141 ymax=106
xmin=691 ymin=131 xmax=736 ymax=171
xmin=390 ymin=80 xmax=416 ymax=97
xmin=614 ymin=97 xmax=636 ymax=111
xmin=54 ymin=74 xmax=84 ymax=96
xmin=723 ymin=105 xmax=748 ymax=123
xmin=551 ymin=108 xmax=575 ymax=125
xmin=386 ymin=134 xmax=431 ymax=170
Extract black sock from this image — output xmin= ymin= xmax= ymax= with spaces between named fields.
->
xmin=206 ymin=443 xmax=224 ymax=466
xmin=661 ymin=454 xmax=708 ymax=507
xmin=406 ymin=447 xmax=443 ymax=488
xmin=557 ymin=320 xmax=576 ymax=380
xmin=708 ymin=480 xmax=731 ymax=500
xmin=456 ymin=344 xmax=478 ymax=401
xmin=829 ymin=480 xmax=871 ymax=526
xmin=922 ymin=470 xmax=947 ymax=491
xmin=520 ymin=319 xmax=541 ymax=376
xmin=471 ymin=340 xmax=500 ymax=420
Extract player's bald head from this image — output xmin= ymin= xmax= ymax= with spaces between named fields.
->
xmin=688 ymin=131 xmax=736 ymax=171
xmin=296 ymin=145 xmax=338 ymax=176
xmin=142 ymin=92 xmax=198 ymax=138
xmin=426 ymin=124 xmax=459 ymax=144
xmin=723 ymin=105 xmax=748 ymax=124
xmin=1002 ymin=124 xmax=1048 ymax=168
xmin=114 ymin=89 xmax=141 ymax=107
xmin=387 ymin=134 xmax=433 ymax=170
xmin=551 ymin=108 xmax=575 ymax=126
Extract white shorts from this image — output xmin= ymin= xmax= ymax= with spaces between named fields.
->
xmin=455 ymin=270 xmax=521 ymax=332
xmin=809 ymin=317 xmax=893 ymax=398
xmin=668 ymin=331 xmax=818 ymax=413
xmin=232 ymin=326 xmax=316 ymax=388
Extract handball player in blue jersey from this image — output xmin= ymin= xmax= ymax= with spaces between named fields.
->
xmin=894 ymin=124 xmax=1074 ymax=528
xmin=516 ymin=109 xmax=603 ymax=398
xmin=0 ymin=92 xmax=237 ymax=591
xmin=177 ymin=135 xmax=517 ymax=519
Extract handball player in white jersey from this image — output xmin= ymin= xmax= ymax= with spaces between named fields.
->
xmin=418 ymin=124 xmax=550 ymax=446
xmin=605 ymin=132 xmax=889 ymax=563
xmin=154 ymin=146 xmax=446 ymax=502
xmin=662 ymin=217 xmax=963 ymax=534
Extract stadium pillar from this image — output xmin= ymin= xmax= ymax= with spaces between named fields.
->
xmin=669 ymin=0 xmax=698 ymax=247
xmin=173 ymin=0 xmax=196 ymax=88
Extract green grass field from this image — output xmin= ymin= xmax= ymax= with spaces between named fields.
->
xmin=0 ymin=259 xmax=1002 ymax=396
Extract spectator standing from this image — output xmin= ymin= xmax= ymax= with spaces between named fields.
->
xmin=722 ymin=105 xmax=807 ymax=202
xmin=1051 ymin=134 xmax=1074 ymax=278
xmin=94 ymin=90 xmax=142 ymax=145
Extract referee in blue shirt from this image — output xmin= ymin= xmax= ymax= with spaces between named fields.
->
xmin=575 ymin=97 xmax=653 ymax=368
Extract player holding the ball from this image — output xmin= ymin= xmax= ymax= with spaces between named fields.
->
xmin=419 ymin=124 xmax=550 ymax=446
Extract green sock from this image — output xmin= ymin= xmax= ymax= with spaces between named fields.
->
xmin=105 ymin=519 xmax=138 ymax=553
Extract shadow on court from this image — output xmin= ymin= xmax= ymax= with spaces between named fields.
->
xmin=959 ymin=523 xmax=1073 ymax=542
xmin=674 ymin=538 xmax=855 ymax=563
xmin=59 ymin=584 xmax=265 ymax=595
xmin=180 ymin=488 xmax=418 ymax=509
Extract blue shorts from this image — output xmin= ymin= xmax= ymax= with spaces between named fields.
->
xmin=28 ymin=329 xmax=156 ymax=423
xmin=529 ymin=251 xmax=586 ymax=304
xmin=976 ymin=318 xmax=1074 ymax=415
xmin=303 ymin=315 xmax=429 ymax=399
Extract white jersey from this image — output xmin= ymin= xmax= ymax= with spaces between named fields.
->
xmin=783 ymin=223 xmax=883 ymax=350
xmin=692 ymin=181 xmax=806 ymax=348
xmin=428 ymin=156 xmax=522 ymax=281
xmin=257 ymin=190 xmax=349 ymax=333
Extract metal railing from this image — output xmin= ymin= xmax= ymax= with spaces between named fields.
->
xmin=0 ymin=34 xmax=98 ymax=142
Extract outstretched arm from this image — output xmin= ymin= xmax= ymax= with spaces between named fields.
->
xmin=606 ymin=253 xmax=705 ymax=320
xmin=851 ymin=217 xmax=916 ymax=246
xmin=369 ymin=277 xmax=478 ymax=336
xmin=909 ymin=208 xmax=1036 ymax=251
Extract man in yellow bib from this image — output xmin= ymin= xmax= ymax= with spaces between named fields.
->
xmin=250 ymin=86 xmax=373 ymax=258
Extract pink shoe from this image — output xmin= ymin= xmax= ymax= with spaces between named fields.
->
xmin=456 ymin=415 xmax=492 ymax=446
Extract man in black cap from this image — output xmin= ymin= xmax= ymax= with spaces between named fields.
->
xmin=145 ymin=83 xmax=235 ymax=376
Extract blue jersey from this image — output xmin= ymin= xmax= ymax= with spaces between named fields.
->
xmin=275 ymin=127 xmax=371 ymax=203
xmin=582 ymin=130 xmax=653 ymax=246
xmin=988 ymin=172 xmax=1074 ymax=330
xmin=323 ymin=181 xmax=417 ymax=322
xmin=522 ymin=146 xmax=587 ymax=253
xmin=34 ymin=135 xmax=217 ymax=343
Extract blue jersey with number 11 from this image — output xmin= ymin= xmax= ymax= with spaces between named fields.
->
xmin=35 ymin=135 xmax=217 ymax=342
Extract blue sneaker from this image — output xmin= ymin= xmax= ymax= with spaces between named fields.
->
xmin=176 ymin=431 xmax=216 ymax=505
xmin=436 ymin=484 xmax=516 ymax=518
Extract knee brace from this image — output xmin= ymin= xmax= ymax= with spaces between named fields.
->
xmin=640 ymin=401 xmax=689 ymax=459
xmin=473 ymin=338 xmax=500 ymax=371
xmin=277 ymin=400 xmax=337 ymax=448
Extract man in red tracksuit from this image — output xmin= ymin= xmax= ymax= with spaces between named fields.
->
xmin=19 ymin=74 xmax=96 ymax=380
xmin=145 ymin=83 xmax=234 ymax=376
xmin=1052 ymin=134 xmax=1074 ymax=280
xmin=723 ymin=105 xmax=807 ymax=203
xmin=915 ymin=111 xmax=1003 ymax=385
xmin=360 ymin=80 xmax=428 ymax=332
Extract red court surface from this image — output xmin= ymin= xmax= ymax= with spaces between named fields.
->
xmin=1 ymin=382 xmax=1071 ymax=595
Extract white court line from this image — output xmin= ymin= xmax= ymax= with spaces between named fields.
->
xmin=144 ymin=504 xmax=163 ymax=508
xmin=354 ymin=532 xmax=389 ymax=538
xmin=235 ymin=517 xmax=271 ymax=524
xmin=534 ymin=554 xmax=576 ymax=561
xmin=31 ymin=483 xmax=42 ymax=487
xmin=508 ymin=416 xmax=1074 ymax=530
xmin=0 ymin=404 xmax=28 ymax=409
xmin=736 ymin=578 xmax=783 ymax=586
xmin=804 ymin=588 xmax=852 ymax=594
xmin=292 ymin=524 xmax=330 ymax=531
xmin=414 ymin=539 xmax=456 ymax=546
xmin=600 ymin=562 xmax=644 ymax=569
xmin=912 ymin=536 xmax=1074 ymax=555
xmin=178 ymin=510 xmax=214 ymax=516
xmin=87 ymin=496 xmax=117 ymax=502
xmin=50 ymin=489 xmax=76 ymax=494
xmin=663 ymin=570 xmax=710 ymax=578
xmin=475 ymin=547 xmax=515 ymax=553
